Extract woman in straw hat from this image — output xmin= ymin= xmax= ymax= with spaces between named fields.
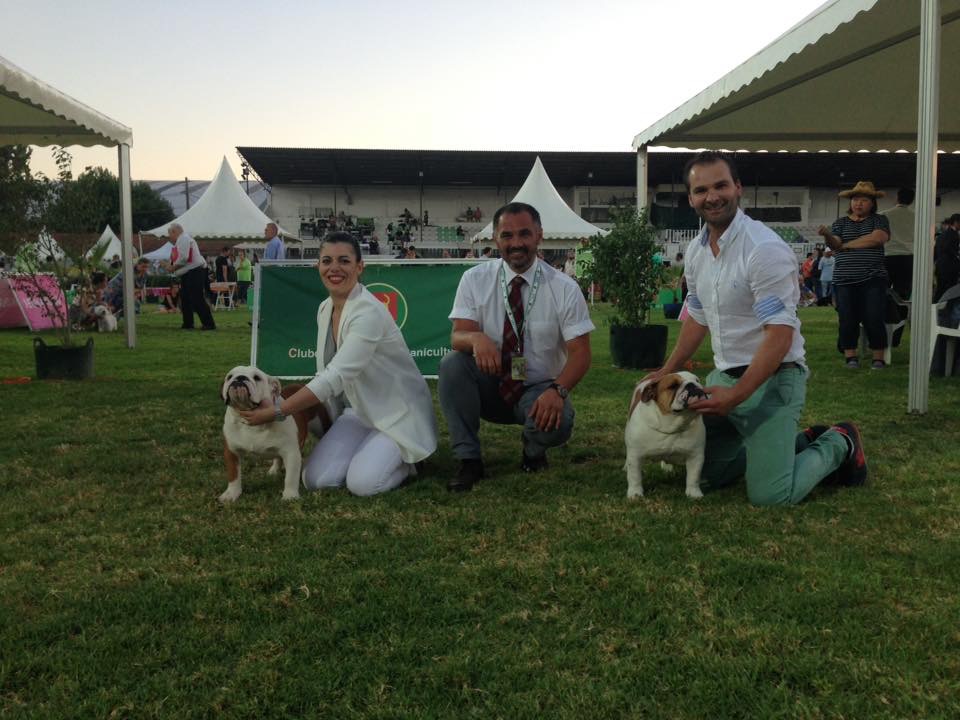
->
xmin=817 ymin=181 xmax=891 ymax=370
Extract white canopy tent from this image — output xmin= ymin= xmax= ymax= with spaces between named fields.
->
xmin=142 ymin=242 xmax=174 ymax=263
xmin=632 ymin=0 xmax=958 ymax=413
xmin=146 ymin=157 xmax=289 ymax=239
xmin=472 ymin=157 xmax=607 ymax=242
xmin=0 ymin=53 xmax=137 ymax=347
xmin=86 ymin=225 xmax=122 ymax=262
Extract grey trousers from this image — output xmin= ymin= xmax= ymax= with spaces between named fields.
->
xmin=438 ymin=351 xmax=575 ymax=461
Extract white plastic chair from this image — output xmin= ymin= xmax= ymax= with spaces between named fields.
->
xmin=858 ymin=289 xmax=910 ymax=365
xmin=929 ymin=284 xmax=960 ymax=373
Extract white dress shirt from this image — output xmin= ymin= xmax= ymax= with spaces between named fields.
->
xmin=685 ymin=209 xmax=806 ymax=371
xmin=881 ymin=204 xmax=915 ymax=257
xmin=449 ymin=258 xmax=595 ymax=384
xmin=170 ymin=232 xmax=206 ymax=276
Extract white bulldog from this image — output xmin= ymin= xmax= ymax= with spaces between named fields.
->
xmin=92 ymin=304 xmax=118 ymax=332
xmin=624 ymin=371 xmax=708 ymax=500
xmin=219 ymin=365 xmax=329 ymax=502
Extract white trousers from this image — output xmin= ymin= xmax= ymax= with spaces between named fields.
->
xmin=303 ymin=409 xmax=409 ymax=496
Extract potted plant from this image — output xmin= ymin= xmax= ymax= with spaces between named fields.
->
xmin=12 ymin=233 xmax=106 ymax=379
xmin=583 ymin=206 xmax=668 ymax=369
xmin=1 ymin=147 xmax=105 ymax=379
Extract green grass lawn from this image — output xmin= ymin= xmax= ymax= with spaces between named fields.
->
xmin=2 ymin=304 xmax=960 ymax=719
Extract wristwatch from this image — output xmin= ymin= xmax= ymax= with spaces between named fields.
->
xmin=549 ymin=382 xmax=569 ymax=399
xmin=273 ymin=396 xmax=287 ymax=422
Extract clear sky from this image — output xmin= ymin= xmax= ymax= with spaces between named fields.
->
xmin=2 ymin=0 xmax=827 ymax=181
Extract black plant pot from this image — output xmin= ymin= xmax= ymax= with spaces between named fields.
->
xmin=610 ymin=324 xmax=668 ymax=370
xmin=33 ymin=337 xmax=95 ymax=380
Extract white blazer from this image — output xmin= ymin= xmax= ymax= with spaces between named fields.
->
xmin=305 ymin=284 xmax=437 ymax=463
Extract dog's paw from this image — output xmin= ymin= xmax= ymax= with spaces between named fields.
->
xmin=685 ymin=486 xmax=704 ymax=500
xmin=267 ymin=459 xmax=282 ymax=476
xmin=219 ymin=486 xmax=242 ymax=503
xmin=281 ymin=489 xmax=300 ymax=501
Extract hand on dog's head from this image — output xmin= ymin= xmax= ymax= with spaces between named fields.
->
xmin=221 ymin=365 xmax=281 ymax=411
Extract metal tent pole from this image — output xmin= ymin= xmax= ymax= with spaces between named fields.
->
xmin=907 ymin=0 xmax=941 ymax=414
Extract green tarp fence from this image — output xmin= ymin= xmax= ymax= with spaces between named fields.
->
xmin=251 ymin=260 xmax=473 ymax=378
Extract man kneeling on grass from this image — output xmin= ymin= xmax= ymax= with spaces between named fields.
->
xmin=438 ymin=202 xmax=594 ymax=492
xmin=644 ymin=151 xmax=866 ymax=505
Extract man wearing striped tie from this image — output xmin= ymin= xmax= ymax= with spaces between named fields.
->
xmin=439 ymin=202 xmax=595 ymax=492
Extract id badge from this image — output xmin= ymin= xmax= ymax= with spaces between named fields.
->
xmin=511 ymin=354 xmax=527 ymax=381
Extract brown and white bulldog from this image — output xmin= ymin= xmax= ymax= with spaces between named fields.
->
xmin=624 ymin=371 xmax=708 ymax=500
xmin=219 ymin=365 xmax=330 ymax=502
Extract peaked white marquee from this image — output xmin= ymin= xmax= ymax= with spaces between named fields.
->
xmin=147 ymin=157 xmax=288 ymax=239
xmin=86 ymin=225 xmax=122 ymax=261
xmin=472 ymin=157 xmax=606 ymax=241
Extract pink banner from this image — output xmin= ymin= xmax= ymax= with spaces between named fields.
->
xmin=5 ymin=275 xmax=67 ymax=331
xmin=0 ymin=279 xmax=26 ymax=328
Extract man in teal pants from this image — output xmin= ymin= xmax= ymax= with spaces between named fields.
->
xmin=645 ymin=151 xmax=866 ymax=505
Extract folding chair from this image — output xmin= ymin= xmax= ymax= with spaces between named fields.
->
xmin=929 ymin=284 xmax=960 ymax=374
xmin=858 ymin=288 xmax=911 ymax=365
xmin=211 ymin=282 xmax=235 ymax=311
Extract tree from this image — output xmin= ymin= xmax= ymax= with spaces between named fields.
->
xmin=44 ymin=164 xmax=174 ymax=235
xmin=0 ymin=145 xmax=46 ymax=247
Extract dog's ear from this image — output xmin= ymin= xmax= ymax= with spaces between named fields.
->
xmin=641 ymin=381 xmax=658 ymax=403
xmin=269 ymin=377 xmax=282 ymax=401
xmin=221 ymin=377 xmax=230 ymax=405
xmin=629 ymin=381 xmax=655 ymax=418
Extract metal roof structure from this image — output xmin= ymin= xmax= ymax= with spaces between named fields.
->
xmin=237 ymin=146 xmax=960 ymax=191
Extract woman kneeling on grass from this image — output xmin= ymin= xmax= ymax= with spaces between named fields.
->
xmin=240 ymin=232 xmax=437 ymax=496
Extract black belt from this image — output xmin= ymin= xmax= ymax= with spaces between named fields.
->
xmin=723 ymin=361 xmax=802 ymax=379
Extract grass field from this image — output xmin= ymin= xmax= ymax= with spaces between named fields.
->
xmin=2 ymin=304 xmax=960 ymax=719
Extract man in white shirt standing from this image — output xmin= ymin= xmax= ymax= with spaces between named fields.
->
xmin=645 ymin=151 xmax=866 ymax=505
xmin=263 ymin=223 xmax=285 ymax=260
xmin=166 ymin=223 xmax=216 ymax=331
xmin=439 ymin=202 xmax=594 ymax=492
xmin=881 ymin=187 xmax=915 ymax=300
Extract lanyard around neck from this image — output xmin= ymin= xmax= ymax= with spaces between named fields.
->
xmin=499 ymin=261 xmax=542 ymax=351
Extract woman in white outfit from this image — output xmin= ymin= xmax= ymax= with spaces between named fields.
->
xmin=241 ymin=232 xmax=437 ymax=495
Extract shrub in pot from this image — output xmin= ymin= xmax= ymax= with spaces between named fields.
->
xmin=582 ymin=206 xmax=668 ymax=369
xmin=2 ymin=147 xmax=110 ymax=379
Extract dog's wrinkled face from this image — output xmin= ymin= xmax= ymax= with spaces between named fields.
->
xmin=221 ymin=365 xmax=281 ymax=411
xmin=631 ymin=371 xmax=707 ymax=417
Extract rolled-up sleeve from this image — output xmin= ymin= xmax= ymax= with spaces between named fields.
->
xmin=684 ymin=250 xmax=707 ymax=326
xmin=559 ymin=283 xmax=595 ymax=341
xmin=749 ymin=242 xmax=800 ymax=329
xmin=448 ymin=275 xmax=478 ymax=322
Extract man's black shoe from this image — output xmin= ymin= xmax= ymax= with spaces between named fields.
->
xmin=448 ymin=459 xmax=484 ymax=492
xmin=521 ymin=452 xmax=549 ymax=473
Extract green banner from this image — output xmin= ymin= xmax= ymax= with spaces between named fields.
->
xmin=252 ymin=261 xmax=472 ymax=378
